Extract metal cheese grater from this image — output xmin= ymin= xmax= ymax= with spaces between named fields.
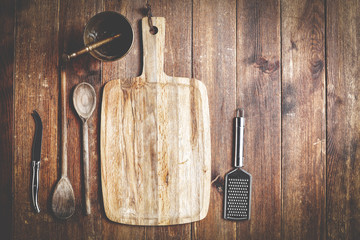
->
xmin=224 ymin=108 xmax=252 ymax=220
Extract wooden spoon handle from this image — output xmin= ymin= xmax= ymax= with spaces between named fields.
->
xmin=61 ymin=67 xmax=68 ymax=177
xmin=83 ymin=121 xmax=91 ymax=215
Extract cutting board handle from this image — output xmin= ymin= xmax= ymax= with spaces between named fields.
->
xmin=140 ymin=17 xmax=166 ymax=82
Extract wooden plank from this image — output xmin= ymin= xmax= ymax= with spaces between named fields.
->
xmin=13 ymin=0 xmax=105 ymax=239
xmin=102 ymin=0 xmax=143 ymax=81
xmin=102 ymin=0 xmax=194 ymax=238
xmin=236 ymin=0 xmax=281 ymax=239
xmin=0 ymin=0 xmax=15 ymax=238
xmin=192 ymin=0 xmax=237 ymax=239
xmin=145 ymin=0 xmax=193 ymax=238
xmin=101 ymin=1 xmax=145 ymax=239
xmin=12 ymin=0 xmax=360 ymax=239
xmin=281 ymin=0 xmax=326 ymax=239
xmin=56 ymin=0 xmax=103 ymax=238
xmin=326 ymin=0 xmax=360 ymax=239
xmin=13 ymin=0 xmax=60 ymax=239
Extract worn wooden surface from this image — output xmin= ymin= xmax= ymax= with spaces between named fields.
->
xmin=236 ymin=0 xmax=281 ymax=239
xmin=192 ymin=0 xmax=237 ymax=239
xmin=0 ymin=0 xmax=14 ymax=239
xmin=281 ymin=0 xmax=326 ymax=239
xmin=73 ymin=82 xmax=97 ymax=215
xmin=13 ymin=0 xmax=60 ymax=239
xmin=326 ymin=0 xmax=360 ymax=239
xmin=101 ymin=17 xmax=211 ymax=225
xmin=51 ymin=70 xmax=76 ymax=220
xmin=0 ymin=0 xmax=359 ymax=239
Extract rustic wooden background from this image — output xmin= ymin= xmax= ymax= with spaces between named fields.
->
xmin=0 ymin=0 xmax=359 ymax=239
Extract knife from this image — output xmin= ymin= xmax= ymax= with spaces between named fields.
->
xmin=31 ymin=110 xmax=43 ymax=213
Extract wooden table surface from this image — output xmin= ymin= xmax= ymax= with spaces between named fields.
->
xmin=0 ymin=0 xmax=359 ymax=239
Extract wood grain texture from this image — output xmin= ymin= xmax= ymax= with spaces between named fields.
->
xmin=51 ymin=70 xmax=76 ymax=220
xmin=4 ymin=0 xmax=360 ymax=239
xmin=146 ymin=0 xmax=193 ymax=238
xmin=192 ymin=0 xmax=237 ymax=239
xmin=326 ymin=0 xmax=360 ymax=239
xmin=13 ymin=0 xmax=60 ymax=239
xmin=236 ymin=0 xmax=281 ymax=239
xmin=101 ymin=17 xmax=211 ymax=225
xmin=61 ymin=69 xmax=69 ymax=178
xmin=73 ymin=82 xmax=97 ymax=215
xmin=0 ymin=0 xmax=14 ymax=238
xmin=82 ymin=120 xmax=91 ymax=215
xmin=57 ymin=0 xmax=103 ymax=238
xmin=281 ymin=0 xmax=326 ymax=239
xmin=102 ymin=0 xmax=193 ymax=237
xmin=101 ymin=0 xmax=146 ymax=239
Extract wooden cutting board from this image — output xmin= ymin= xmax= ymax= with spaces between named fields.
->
xmin=100 ymin=17 xmax=211 ymax=225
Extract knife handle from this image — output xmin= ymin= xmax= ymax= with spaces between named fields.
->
xmin=31 ymin=161 xmax=40 ymax=213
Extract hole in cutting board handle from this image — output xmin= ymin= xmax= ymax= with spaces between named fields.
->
xmin=149 ymin=26 xmax=158 ymax=35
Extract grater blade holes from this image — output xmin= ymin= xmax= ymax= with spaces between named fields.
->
xmin=226 ymin=178 xmax=250 ymax=218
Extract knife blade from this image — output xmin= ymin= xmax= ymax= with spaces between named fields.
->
xmin=31 ymin=110 xmax=43 ymax=213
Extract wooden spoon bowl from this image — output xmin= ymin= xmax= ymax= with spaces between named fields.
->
xmin=73 ymin=82 xmax=96 ymax=215
xmin=73 ymin=82 xmax=96 ymax=121
xmin=52 ymin=177 xmax=75 ymax=219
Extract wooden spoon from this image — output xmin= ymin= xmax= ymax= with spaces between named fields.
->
xmin=73 ymin=82 xmax=96 ymax=215
xmin=52 ymin=68 xmax=76 ymax=219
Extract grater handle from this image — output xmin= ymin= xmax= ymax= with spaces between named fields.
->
xmin=234 ymin=108 xmax=245 ymax=167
